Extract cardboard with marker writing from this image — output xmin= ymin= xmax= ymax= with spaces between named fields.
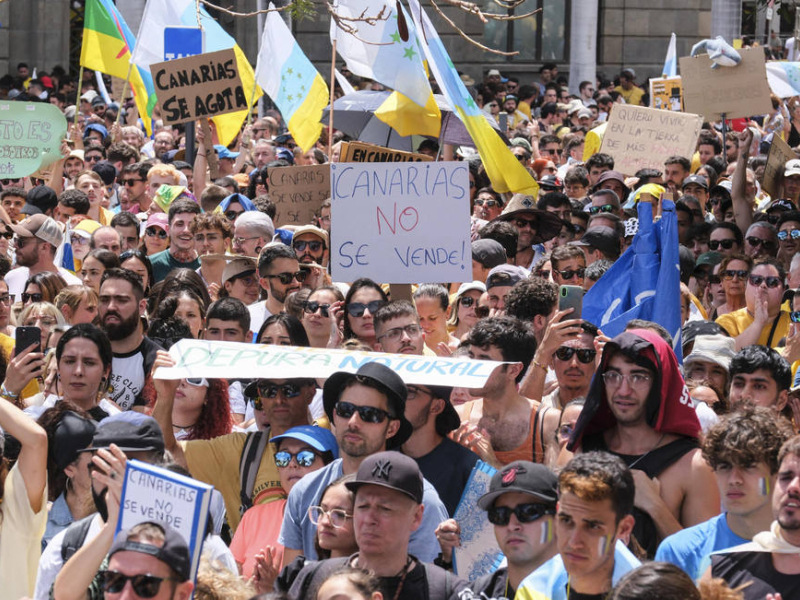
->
xmin=266 ymin=163 xmax=330 ymax=227
xmin=339 ymin=141 xmax=433 ymax=163
xmin=762 ymin=134 xmax=795 ymax=198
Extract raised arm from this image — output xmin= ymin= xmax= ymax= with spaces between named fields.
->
xmin=151 ymin=350 xmax=188 ymax=469
xmin=731 ymin=128 xmax=754 ymax=235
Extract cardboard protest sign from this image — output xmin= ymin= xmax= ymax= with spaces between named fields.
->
xmin=340 ymin=141 xmax=434 ymax=163
xmin=266 ymin=163 xmax=330 ymax=227
xmin=680 ymin=48 xmax=772 ymax=121
xmin=155 ymin=339 xmax=506 ymax=388
xmin=762 ymin=134 xmax=795 ymax=198
xmin=599 ymin=104 xmax=703 ymax=175
xmin=150 ymin=49 xmax=247 ymax=125
xmin=330 ymin=161 xmax=471 ymax=283
xmin=650 ymin=77 xmax=684 ymax=112
xmin=0 ymin=102 xmax=67 ymax=178
xmin=117 ymin=460 xmax=213 ymax=582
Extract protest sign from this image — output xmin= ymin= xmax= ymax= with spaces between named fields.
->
xmin=266 ymin=163 xmax=330 ymax=227
xmin=762 ymin=134 xmax=795 ymax=198
xmin=599 ymin=104 xmax=703 ymax=175
xmin=680 ymin=48 xmax=772 ymax=121
xmin=650 ymin=77 xmax=684 ymax=112
xmin=117 ymin=459 xmax=213 ymax=581
xmin=330 ymin=161 xmax=471 ymax=283
xmin=154 ymin=339 xmax=505 ymax=388
xmin=0 ymin=101 xmax=67 ymax=178
xmin=340 ymin=141 xmax=434 ymax=163
xmin=150 ymin=48 xmax=246 ymax=125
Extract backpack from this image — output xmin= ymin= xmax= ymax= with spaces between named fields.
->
xmin=237 ymin=430 xmax=269 ymax=516
xmin=60 ymin=514 xmax=95 ymax=562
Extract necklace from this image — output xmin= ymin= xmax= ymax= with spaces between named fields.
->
xmin=352 ymin=554 xmax=412 ymax=600
xmin=627 ymin=432 xmax=666 ymax=470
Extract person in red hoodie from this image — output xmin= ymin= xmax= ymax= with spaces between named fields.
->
xmin=560 ymin=328 xmax=720 ymax=558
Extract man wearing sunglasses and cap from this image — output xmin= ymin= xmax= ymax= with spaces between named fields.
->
xmin=279 ymin=363 xmax=449 ymax=566
xmin=494 ymin=194 xmax=563 ymax=271
xmin=249 ymin=244 xmax=303 ymax=334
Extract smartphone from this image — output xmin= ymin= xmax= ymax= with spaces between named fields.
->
xmin=498 ymin=112 xmax=508 ymax=132
xmin=558 ymin=285 xmax=583 ymax=320
xmin=15 ymin=326 xmax=41 ymax=355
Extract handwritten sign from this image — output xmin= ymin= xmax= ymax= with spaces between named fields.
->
xmin=150 ymin=49 xmax=246 ymax=125
xmin=0 ymin=101 xmax=66 ymax=178
xmin=599 ymin=104 xmax=703 ymax=176
xmin=330 ymin=162 xmax=471 ymax=283
xmin=680 ymin=48 xmax=772 ymax=121
xmin=762 ymin=134 xmax=795 ymax=198
xmin=650 ymin=77 xmax=683 ymax=112
xmin=154 ymin=339 xmax=506 ymax=388
xmin=340 ymin=141 xmax=433 ymax=163
xmin=117 ymin=460 xmax=213 ymax=581
xmin=266 ymin=164 xmax=330 ymax=227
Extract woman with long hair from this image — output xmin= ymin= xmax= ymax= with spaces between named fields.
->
xmin=119 ymin=249 xmax=154 ymax=297
xmin=79 ymin=249 xmax=120 ymax=293
xmin=258 ymin=313 xmax=310 ymax=346
xmin=22 ymin=271 xmax=68 ymax=307
xmin=447 ymin=282 xmax=486 ymax=341
xmin=342 ymin=278 xmax=387 ymax=347
xmin=413 ymin=284 xmax=460 ymax=355
xmin=19 ymin=302 xmax=67 ymax=351
xmin=312 ymin=475 xmax=358 ymax=560
xmin=153 ymin=289 xmax=207 ymax=339
xmin=54 ymin=285 xmax=98 ymax=326
xmin=301 ymin=285 xmax=345 ymax=348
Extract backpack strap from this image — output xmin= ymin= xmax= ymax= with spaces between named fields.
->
xmin=423 ymin=562 xmax=452 ymax=600
xmin=60 ymin=515 xmax=95 ymax=562
xmin=238 ymin=431 xmax=269 ymax=516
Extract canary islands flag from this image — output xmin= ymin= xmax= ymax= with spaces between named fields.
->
xmin=256 ymin=6 xmax=328 ymax=153
xmin=80 ymin=0 xmax=156 ymax=135
xmin=406 ymin=0 xmax=537 ymax=195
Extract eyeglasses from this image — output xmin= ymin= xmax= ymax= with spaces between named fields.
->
xmin=275 ymin=449 xmax=318 ymax=468
xmin=0 ymin=230 xmax=12 ymax=240
xmin=557 ymin=268 xmax=585 ymax=280
xmin=14 ymin=237 xmax=41 ymax=249
xmin=347 ymin=300 xmax=386 ymax=317
xmin=293 ymin=240 xmax=324 ymax=252
xmin=121 ymin=178 xmax=143 ymax=187
xmin=21 ymin=292 xmax=43 ymax=304
xmin=185 ymin=377 xmax=209 ymax=387
xmin=266 ymin=270 xmax=308 ymax=285
xmin=778 ymin=229 xmax=800 ymax=241
xmin=233 ymin=235 xmax=261 ymax=246
xmin=407 ymin=385 xmax=432 ymax=400
xmin=602 ymin=371 xmax=652 ymax=389
xmin=0 ymin=294 xmax=13 ymax=305
xmin=334 ymin=400 xmax=392 ymax=424
xmin=303 ymin=301 xmax=330 ymax=317
xmin=722 ymin=269 xmax=748 ymax=281
xmin=746 ymin=236 xmax=777 ymax=251
xmin=748 ymin=274 xmax=782 ymax=288
xmin=588 ymin=204 xmax=616 ymax=215
xmin=70 ymin=234 xmax=90 ymax=245
xmin=99 ymin=570 xmax=177 ymax=598
xmin=708 ymin=239 xmax=736 ymax=250
xmin=225 ymin=210 xmax=244 ymax=221
xmin=554 ymin=346 xmax=596 ymax=363
xmin=515 ymin=218 xmax=537 ymax=230
xmin=474 ymin=198 xmax=499 ymax=207
xmin=308 ymin=505 xmax=353 ymax=528
xmin=377 ymin=323 xmax=422 ymax=343
xmin=487 ymin=503 xmax=555 ymax=526
xmin=145 ymin=227 xmax=168 ymax=239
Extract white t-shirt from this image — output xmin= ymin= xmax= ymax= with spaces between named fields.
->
xmin=786 ymin=37 xmax=800 ymax=61
xmin=247 ymin=301 xmax=273 ymax=338
xmin=5 ymin=266 xmax=81 ymax=299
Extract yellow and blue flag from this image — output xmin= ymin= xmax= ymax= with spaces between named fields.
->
xmin=256 ymin=5 xmax=328 ymax=153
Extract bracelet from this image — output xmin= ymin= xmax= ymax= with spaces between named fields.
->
xmin=433 ymin=553 xmax=453 ymax=570
xmin=0 ymin=384 xmax=19 ymax=399
xmin=532 ymin=360 xmax=548 ymax=373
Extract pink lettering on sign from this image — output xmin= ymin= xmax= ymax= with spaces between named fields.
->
xmin=376 ymin=203 xmax=420 ymax=235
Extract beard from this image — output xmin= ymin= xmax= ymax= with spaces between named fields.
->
xmin=92 ymin=484 xmax=109 ymax=522
xmin=101 ymin=309 xmax=140 ymax=341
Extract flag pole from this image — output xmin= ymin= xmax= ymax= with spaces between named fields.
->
xmin=327 ymin=39 xmax=336 ymax=159
xmin=116 ymin=62 xmax=133 ymax=126
xmin=74 ymin=66 xmax=85 ymax=128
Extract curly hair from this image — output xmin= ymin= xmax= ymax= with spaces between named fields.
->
xmin=188 ymin=379 xmax=232 ymax=441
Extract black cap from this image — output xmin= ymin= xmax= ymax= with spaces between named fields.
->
xmin=53 ymin=411 xmax=96 ymax=471
xmin=80 ymin=412 xmax=165 ymax=455
xmin=108 ymin=521 xmax=192 ymax=581
xmin=91 ymin=95 xmax=107 ymax=107
xmin=23 ymin=185 xmax=58 ymax=215
xmin=477 ymin=461 xmax=558 ymax=510
xmin=92 ymin=161 xmax=118 ymax=186
xmin=323 ymin=362 xmax=412 ymax=449
xmin=472 ymin=239 xmax=506 ymax=269
xmin=345 ymin=451 xmax=423 ymax=504
xmin=682 ymin=175 xmax=709 ymax=191
xmin=572 ymin=226 xmax=620 ymax=257
xmin=538 ymin=175 xmax=563 ymax=191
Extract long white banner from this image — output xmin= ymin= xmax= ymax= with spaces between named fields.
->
xmin=154 ymin=339 xmax=507 ymax=388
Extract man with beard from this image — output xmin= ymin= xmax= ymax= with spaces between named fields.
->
xmin=291 ymin=224 xmax=329 ymax=287
xmin=279 ymin=363 xmax=448 ymax=564
xmin=149 ymin=199 xmax=202 ymax=283
xmin=98 ymin=269 xmax=162 ymax=411
xmin=249 ymin=244 xmax=304 ymax=333
xmin=494 ymin=194 xmax=562 ymax=271
xmin=373 ymin=301 xmax=427 ymax=355
xmin=33 ymin=412 xmax=168 ymax=600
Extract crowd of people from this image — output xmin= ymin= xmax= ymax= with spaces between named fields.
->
xmin=2 ymin=55 xmax=800 ymax=600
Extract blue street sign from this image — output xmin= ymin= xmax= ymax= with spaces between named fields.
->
xmin=164 ymin=27 xmax=204 ymax=61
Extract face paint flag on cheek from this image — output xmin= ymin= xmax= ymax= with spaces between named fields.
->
xmin=598 ymin=534 xmax=612 ymax=556
xmin=540 ymin=519 xmax=553 ymax=544
xmin=759 ymin=477 xmax=770 ymax=496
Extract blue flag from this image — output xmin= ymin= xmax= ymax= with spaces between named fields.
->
xmin=582 ymin=201 xmax=683 ymax=362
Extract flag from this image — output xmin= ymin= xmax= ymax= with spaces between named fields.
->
xmin=130 ymin=0 xmax=261 ymax=146
xmin=334 ymin=68 xmax=356 ymax=96
xmin=256 ymin=6 xmax=328 ymax=153
xmin=61 ymin=223 xmax=76 ymax=273
xmin=374 ymin=90 xmax=441 ymax=137
xmin=663 ymin=33 xmax=677 ymax=78
xmin=766 ymin=61 xmax=800 ymax=98
xmin=582 ymin=200 xmax=683 ymax=362
xmin=332 ymin=0 xmax=432 ymax=108
xmin=406 ymin=0 xmax=537 ymax=196
xmin=80 ymin=0 xmax=157 ymax=134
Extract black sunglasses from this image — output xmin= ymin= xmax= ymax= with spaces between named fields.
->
xmin=303 ymin=301 xmax=330 ymax=317
xmin=746 ymin=236 xmax=776 ymax=251
xmin=0 ymin=230 xmax=12 ymax=240
xmin=21 ymin=292 xmax=43 ymax=304
xmin=334 ymin=400 xmax=392 ymax=424
xmin=748 ymin=274 xmax=782 ymax=288
xmin=225 ymin=210 xmax=243 ymax=222
xmin=100 ymin=570 xmax=177 ymax=598
xmin=557 ymin=268 xmax=585 ymax=280
xmin=121 ymin=178 xmax=143 ymax=187
xmin=588 ymin=204 xmax=615 ymax=215
xmin=460 ymin=296 xmax=477 ymax=307
xmin=487 ymin=503 xmax=555 ymax=526
xmin=275 ymin=449 xmax=318 ymax=468
xmin=145 ymin=227 xmax=168 ymax=239
xmin=722 ymin=269 xmax=748 ymax=280
xmin=347 ymin=300 xmax=386 ymax=317
xmin=293 ymin=240 xmax=324 ymax=252
xmin=256 ymin=382 xmax=301 ymax=399
xmin=266 ymin=270 xmax=308 ymax=285
xmin=554 ymin=346 xmax=597 ymax=363
xmin=708 ymin=239 xmax=735 ymax=250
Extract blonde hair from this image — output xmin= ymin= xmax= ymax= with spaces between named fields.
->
xmin=147 ymin=164 xmax=181 ymax=185
xmin=54 ymin=285 xmax=97 ymax=317
xmin=19 ymin=302 xmax=67 ymax=328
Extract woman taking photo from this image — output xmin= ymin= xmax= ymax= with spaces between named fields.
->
xmin=18 ymin=302 xmax=67 ymax=351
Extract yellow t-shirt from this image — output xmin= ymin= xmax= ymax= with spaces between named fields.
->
xmin=518 ymin=100 xmax=532 ymax=120
xmin=614 ymin=84 xmax=645 ymax=106
xmin=0 ymin=333 xmax=41 ymax=401
xmin=715 ymin=308 xmax=790 ymax=348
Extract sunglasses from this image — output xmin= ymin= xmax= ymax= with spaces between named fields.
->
xmin=185 ymin=377 xmax=209 ymax=387
xmin=293 ymin=240 xmax=324 ymax=252
xmin=746 ymin=236 xmax=776 ymax=251
xmin=347 ymin=300 xmax=386 ymax=317
xmin=0 ymin=294 xmax=14 ymax=305
xmin=460 ymin=296 xmax=478 ymax=308
xmin=21 ymin=292 xmax=43 ymax=304
xmin=145 ymin=227 xmax=168 ymax=239
xmin=778 ymin=229 xmax=800 ymax=241
xmin=0 ymin=230 xmax=12 ymax=240
xmin=709 ymin=274 xmax=721 ymax=285
xmin=266 ymin=270 xmax=308 ymax=285
xmin=474 ymin=198 xmax=499 ymax=207
xmin=121 ymin=178 xmax=143 ymax=187
xmin=487 ymin=503 xmax=555 ymax=526
xmin=256 ymin=382 xmax=301 ymax=399
xmin=748 ymin=274 xmax=782 ymax=288
xmin=588 ymin=204 xmax=616 ymax=215
xmin=515 ymin=218 xmax=537 ymax=230
xmin=722 ymin=269 xmax=748 ymax=280
xmin=303 ymin=301 xmax=330 ymax=317
xmin=334 ymin=400 xmax=392 ymax=424
xmin=225 ymin=210 xmax=244 ymax=221
xmin=557 ymin=268 xmax=585 ymax=280
xmin=99 ymin=570 xmax=177 ymax=598
xmin=274 ymin=449 xmax=318 ymax=468
xmin=554 ymin=346 xmax=597 ymax=363
xmin=708 ymin=239 xmax=735 ymax=250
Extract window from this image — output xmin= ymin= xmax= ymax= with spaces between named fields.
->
xmin=483 ymin=0 xmax=570 ymax=62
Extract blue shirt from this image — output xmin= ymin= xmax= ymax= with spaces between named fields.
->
xmin=278 ymin=457 xmax=448 ymax=563
xmin=42 ymin=493 xmax=74 ymax=552
xmin=656 ymin=513 xmax=748 ymax=581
